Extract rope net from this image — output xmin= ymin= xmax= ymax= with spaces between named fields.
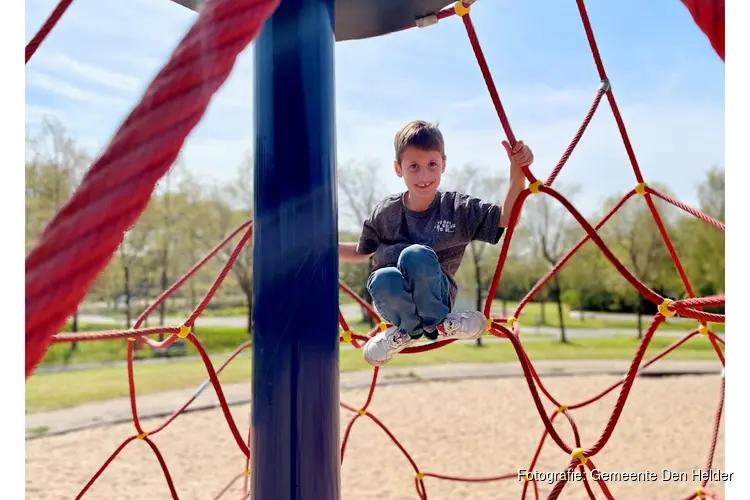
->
xmin=25 ymin=1 xmax=726 ymax=499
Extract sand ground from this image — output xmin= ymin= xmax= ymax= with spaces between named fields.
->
xmin=25 ymin=371 xmax=725 ymax=500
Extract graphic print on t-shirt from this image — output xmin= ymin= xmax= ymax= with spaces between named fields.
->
xmin=435 ymin=219 xmax=456 ymax=233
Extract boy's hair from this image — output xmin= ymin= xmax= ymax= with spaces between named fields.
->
xmin=393 ymin=120 xmax=445 ymax=164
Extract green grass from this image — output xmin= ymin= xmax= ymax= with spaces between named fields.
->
xmin=26 ymin=334 xmax=723 ymax=413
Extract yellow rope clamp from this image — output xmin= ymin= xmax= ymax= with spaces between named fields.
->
xmin=453 ymin=1 xmax=470 ymax=16
xmin=137 ymin=431 xmax=149 ymax=440
xmin=506 ymin=316 xmax=517 ymax=327
xmin=658 ymin=298 xmax=676 ymax=317
xmin=416 ymin=471 xmax=425 ymax=481
xmin=357 ymin=408 xmax=366 ymax=416
xmin=486 ymin=317 xmax=493 ymax=331
xmin=177 ymin=324 xmax=191 ymax=339
xmin=127 ymin=337 xmax=136 ymax=343
xmin=698 ymin=324 xmax=709 ymax=336
xmin=571 ymin=448 xmax=587 ymax=465
xmin=529 ymin=181 xmax=542 ymax=193
xmin=244 ymin=469 xmax=250 ymax=477
xmin=377 ymin=322 xmax=387 ymax=332
xmin=635 ymin=182 xmax=647 ymax=195
xmin=696 ymin=486 xmax=706 ymax=499
xmin=524 ymin=471 xmax=533 ymax=482
xmin=342 ymin=330 xmax=353 ymax=342
xmin=557 ymin=405 xmax=568 ymax=414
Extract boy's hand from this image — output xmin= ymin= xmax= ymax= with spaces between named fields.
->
xmin=499 ymin=140 xmax=532 ymax=228
xmin=502 ymin=140 xmax=534 ymax=170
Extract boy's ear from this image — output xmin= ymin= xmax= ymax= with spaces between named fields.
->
xmin=393 ymin=160 xmax=403 ymax=178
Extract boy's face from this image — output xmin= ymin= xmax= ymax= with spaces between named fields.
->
xmin=394 ymin=146 xmax=446 ymax=200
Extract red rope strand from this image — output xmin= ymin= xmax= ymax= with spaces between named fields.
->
xmin=26 ymin=0 xmax=73 ymax=64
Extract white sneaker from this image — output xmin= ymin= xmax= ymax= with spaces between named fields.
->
xmin=363 ymin=326 xmax=418 ymax=367
xmin=437 ymin=311 xmax=487 ymax=340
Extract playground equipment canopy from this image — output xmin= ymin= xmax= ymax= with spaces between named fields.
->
xmin=169 ymin=0 xmax=724 ymax=57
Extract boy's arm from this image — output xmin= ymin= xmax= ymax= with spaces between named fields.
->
xmin=340 ymin=215 xmax=379 ymax=263
xmin=499 ymin=140 xmax=533 ymax=228
xmin=339 ymin=242 xmax=372 ymax=263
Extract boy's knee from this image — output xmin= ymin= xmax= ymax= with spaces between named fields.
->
xmin=367 ymin=267 xmax=403 ymax=298
xmin=398 ymin=244 xmax=439 ymax=277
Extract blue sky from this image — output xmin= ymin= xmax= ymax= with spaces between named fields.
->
xmin=25 ymin=0 xmax=724 ymax=217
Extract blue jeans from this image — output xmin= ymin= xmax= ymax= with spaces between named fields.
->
xmin=367 ymin=245 xmax=451 ymax=340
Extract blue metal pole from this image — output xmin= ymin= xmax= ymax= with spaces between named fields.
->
xmin=251 ymin=0 xmax=340 ymax=499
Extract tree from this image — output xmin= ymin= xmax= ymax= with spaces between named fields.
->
xmin=25 ymin=117 xmax=90 ymax=361
xmin=560 ymin=236 xmax=612 ymax=319
xmin=443 ymin=162 xmax=506 ymax=345
xmin=223 ymin=154 xmax=254 ymax=333
xmin=118 ymin=202 xmax=162 ymax=329
xmin=25 ymin=117 xmax=89 ymax=252
xmin=168 ymin=167 xmax=226 ymax=313
xmin=600 ymin=184 xmax=676 ymax=337
xmin=673 ymin=166 xmax=725 ymax=301
xmin=156 ymin=162 xmax=177 ymax=327
xmin=337 ymin=159 xmax=389 ymax=326
xmin=523 ymin=185 xmax=581 ymax=342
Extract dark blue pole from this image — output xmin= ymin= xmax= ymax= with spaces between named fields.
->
xmin=251 ymin=0 xmax=340 ymax=499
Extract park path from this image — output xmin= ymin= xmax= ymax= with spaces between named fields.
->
xmin=26 ymin=359 xmax=721 ymax=440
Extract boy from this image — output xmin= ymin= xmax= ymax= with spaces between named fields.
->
xmin=339 ymin=120 xmax=533 ymax=367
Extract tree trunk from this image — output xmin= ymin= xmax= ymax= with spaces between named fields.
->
xmin=142 ymin=291 xmax=150 ymax=328
xmin=124 ymin=265 xmax=132 ymax=329
xmin=158 ymin=268 xmax=168 ymax=340
xmin=124 ymin=265 xmax=137 ymax=352
xmin=473 ymin=250 xmax=484 ymax=347
xmin=469 ymin=242 xmax=484 ymax=347
xmin=190 ymin=280 xmax=197 ymax=311
xmin=636 ymin=295 xmax=643 ymax=339
xmin=540 ymin=300 xmax=546 ymax=324
xmin=65 ymin=309 xmax=79 ymax=365
xmin=159 ymin=269 xmax=167 ymax=325
xmin=502 ymin=299 xmax=508 ymax=317
xmin=360 ymin=260 xmax=375 ymax=327
xmin=554 ymin=276 xmax=567 ymax=343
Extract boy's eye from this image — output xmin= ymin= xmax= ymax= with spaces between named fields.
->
xmin=409 ymin=164 xmax=418 ymax=169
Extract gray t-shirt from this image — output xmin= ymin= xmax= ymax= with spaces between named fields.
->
xmin=356 ymin=190 xmax=504 ymax=308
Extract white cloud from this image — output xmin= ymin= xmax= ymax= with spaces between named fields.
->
xmin=32 ymin=52 xmax=144 ymax=94
xmin=26 ymin=70 xmax=107 ymax=103
xmin=178 ymin=137 xmax=252 ymax=182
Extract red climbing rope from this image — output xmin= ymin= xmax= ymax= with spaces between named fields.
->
xmin=24 ymin=0 xmax=281 ymax=378
xmin=26 ymin=0 xmax=725 ymax=499
xmin=25 ymin=0 xmax=73 ymax=64
xmin=680 ymin=0 xmax=725 ymax=61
